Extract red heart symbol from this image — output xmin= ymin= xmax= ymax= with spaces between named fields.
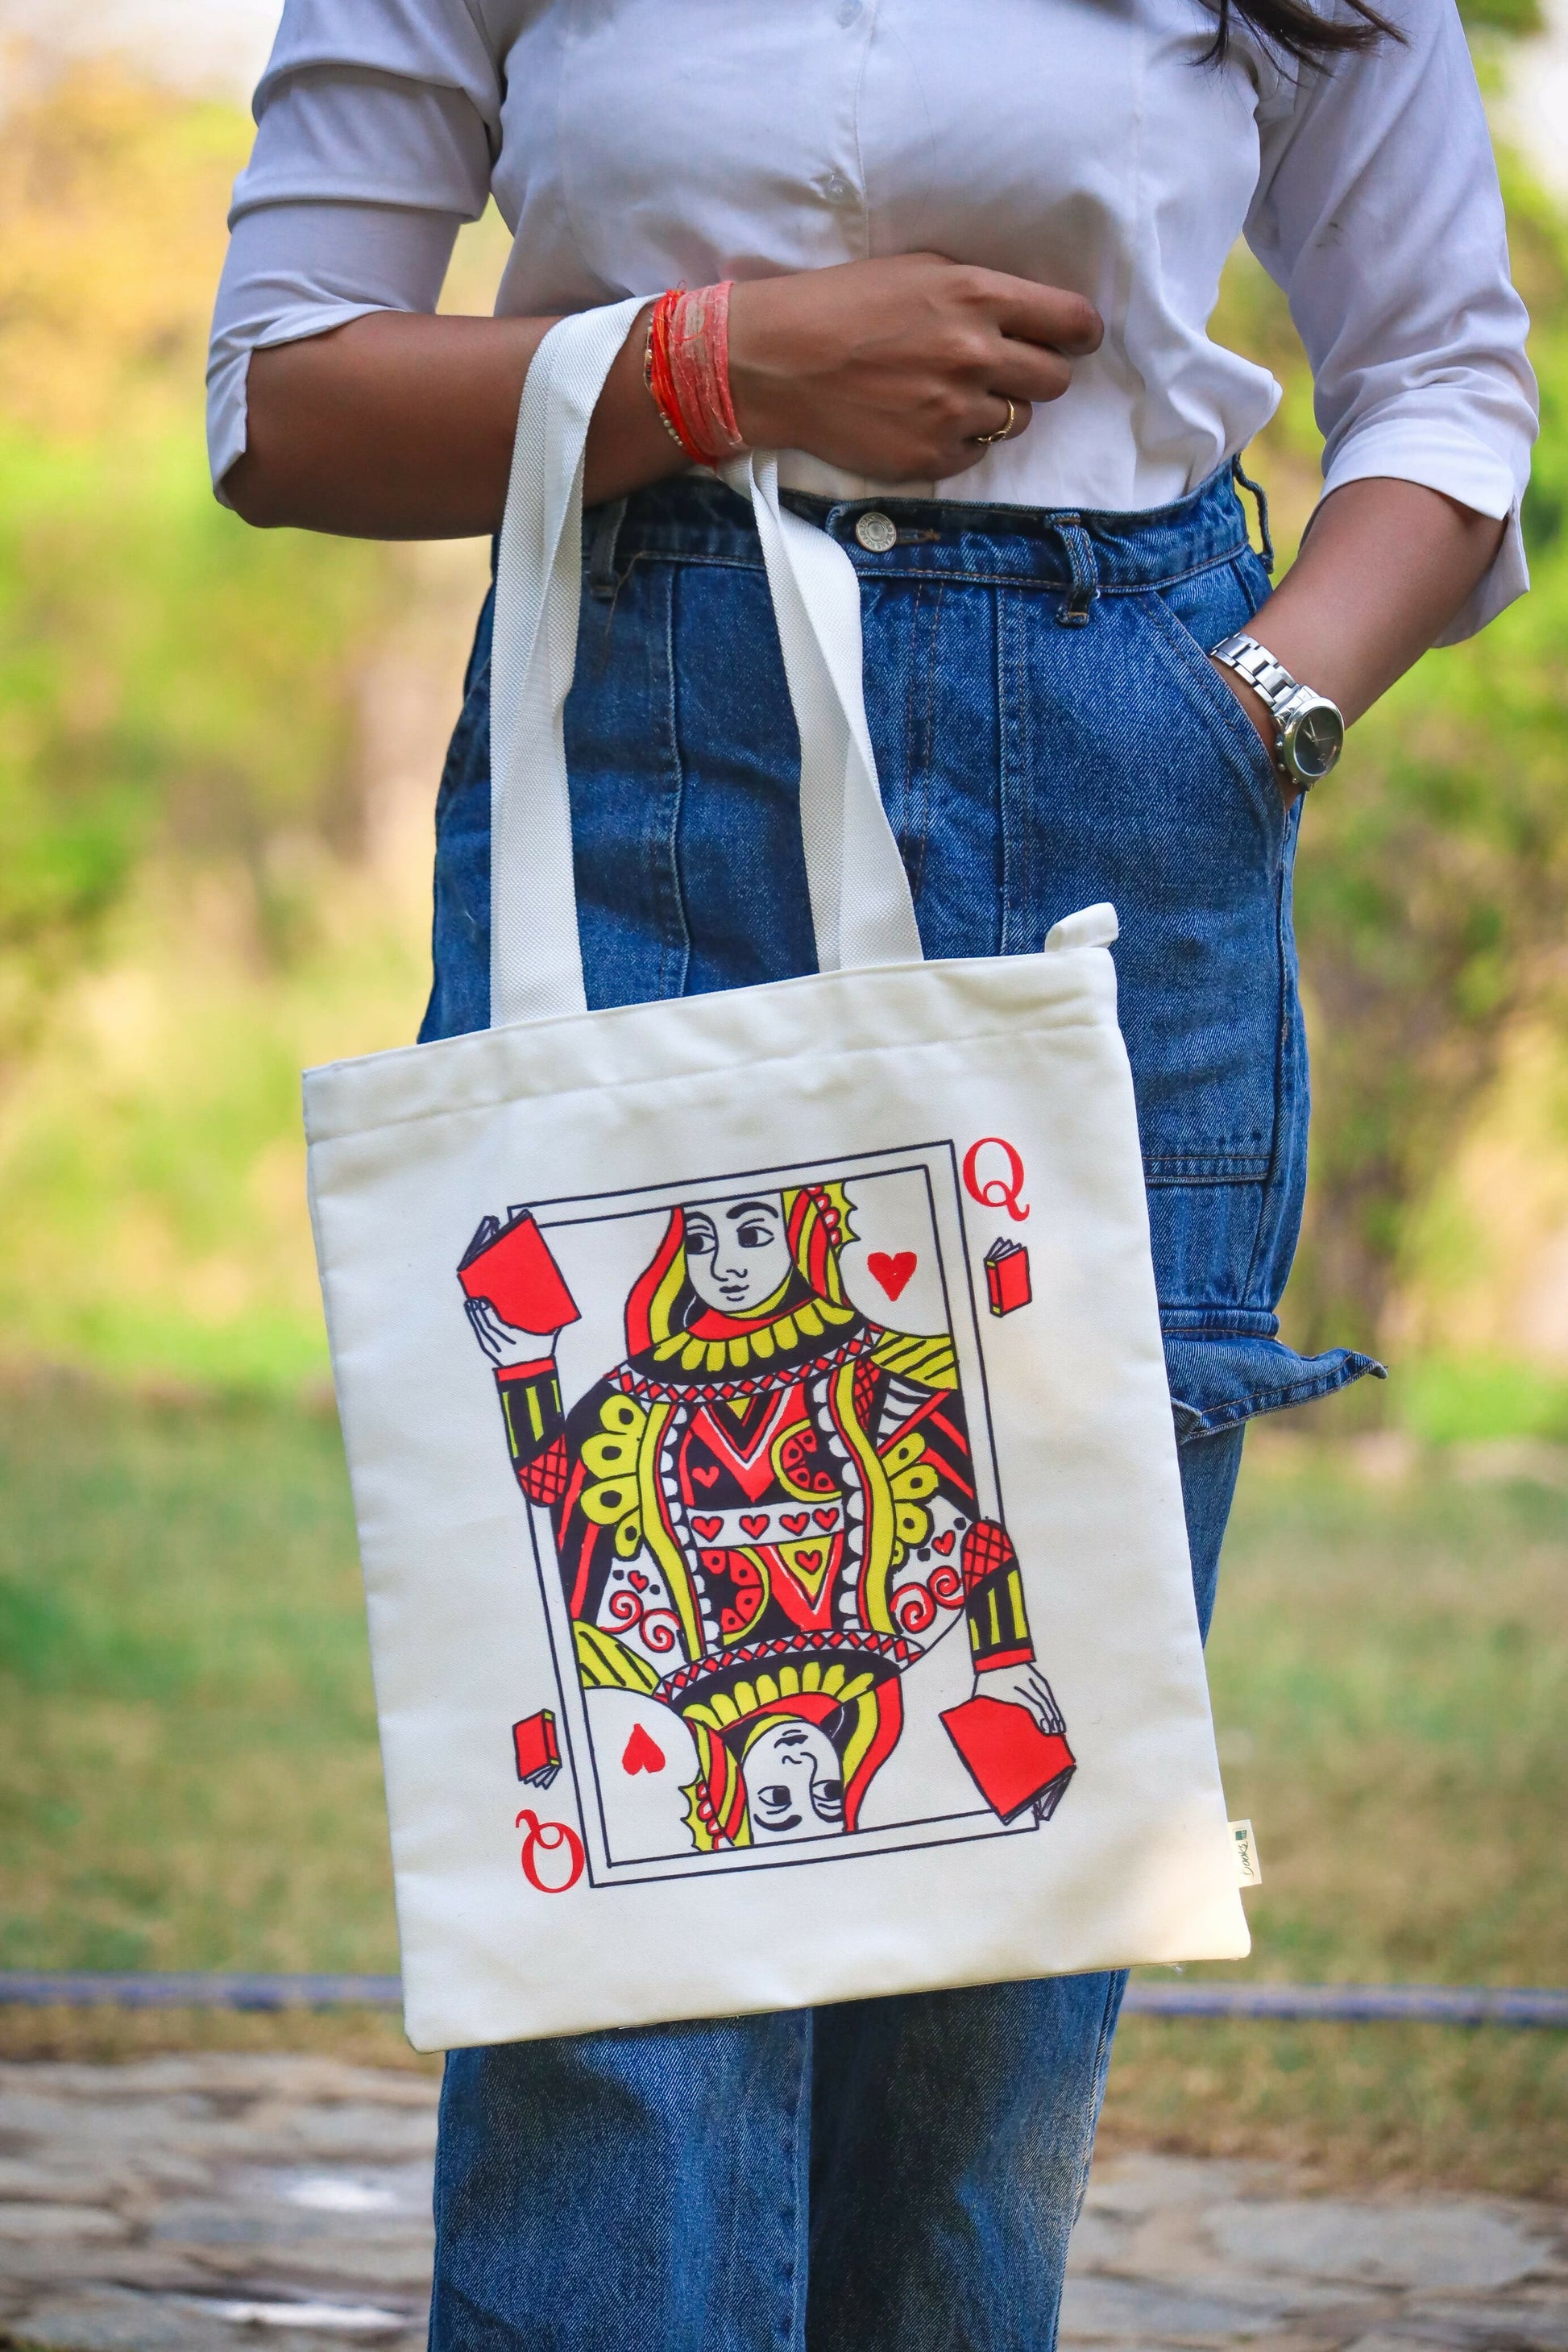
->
xmin=692 ymin=1516 xmax=723 ymax=1541
xmin=793 ymin=1547 xmax=823 ymax=1572
xmin=628 ymin=1570 xmax=649 ymax=1591
xmin=740 ymin=1514 xmax=769 ymax=1538
xmin=621 ymin=1724 xmax=666 ymax=1776
xmin=932 ymin=1530 xmax=956 ymax=1555
xmin=813 ymin=1508 xmax=838 ymax=1530
xmin=781 ymin=1512 xmax=808 ymax=1534
xmin=691 ymin=1464 xmax=720 ymax=1487
xmin=867 ymin=1251 xmax=917 ymax=1301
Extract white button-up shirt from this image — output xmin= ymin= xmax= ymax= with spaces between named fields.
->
xmin=209 ymin=0 xmax=1537 ymax=637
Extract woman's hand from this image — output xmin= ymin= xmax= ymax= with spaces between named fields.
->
xmin=728 ymin=255 xmax=1102 ymax=483
xmin=1208 ymin=477 xmax=1508 ymax=805
xmin=229 ymin=255 xmax=1100 ymax=536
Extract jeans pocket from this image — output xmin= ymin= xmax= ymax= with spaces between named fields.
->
xmin=1056 ymin=568 xmax=1289 ymax=1197
xmin=1139 ymin=575 xmax=1286 ymax=821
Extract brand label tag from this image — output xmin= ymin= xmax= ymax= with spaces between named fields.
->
xmin=1230 ymin=1819 xmax=1262 ymax=1886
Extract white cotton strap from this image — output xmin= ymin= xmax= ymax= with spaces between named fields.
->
xmin=489 ymin=305 xmax=923 ymax=1027
xmin=722 ymin=451 xmax=923 ymax=973
xmin=490 ymin=298 xmax=645 ymax=1027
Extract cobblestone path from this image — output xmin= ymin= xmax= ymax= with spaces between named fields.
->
xmin=0 ymin=2055 xmax=1563 ymax=2349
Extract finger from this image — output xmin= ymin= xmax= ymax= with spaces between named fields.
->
xmin=983 ymin=274 xmax=1103 ymax=357
xmin=990 ymin=339 xmax=1076 ymax=404
xmin=939 ymin=394 xmax=1031 ymax=472
xmin=968 ymin=392 xmax=1027 ymax=446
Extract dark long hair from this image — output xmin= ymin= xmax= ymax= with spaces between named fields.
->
xmin=1208 ymin=0 xmax=1403 ymax=65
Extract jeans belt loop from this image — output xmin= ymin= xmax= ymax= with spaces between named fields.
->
xmin=1052 ymin=515 xmax=1100 ymax=627
xmin=1230 ymin=451 xmax=1275 ymax=575
xmin=587 ymin=496 xmax=628 ymax=601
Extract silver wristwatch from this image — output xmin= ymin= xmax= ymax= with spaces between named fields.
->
xmin=1209 ymin=631 xmax=1345 ymax=789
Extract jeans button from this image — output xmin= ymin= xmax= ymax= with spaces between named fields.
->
xmin=854 ymin=511 xmax=898 ymax=554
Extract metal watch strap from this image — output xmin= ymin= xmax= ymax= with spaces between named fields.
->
xmin=1209 ymin=631 xmax=1299 ymax=715
xmin=1209 ymin=628 xmax=1345 ymax=790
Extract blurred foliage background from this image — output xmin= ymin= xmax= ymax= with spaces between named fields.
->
xmin=0 ymin=52 xmax=493 ymax=1392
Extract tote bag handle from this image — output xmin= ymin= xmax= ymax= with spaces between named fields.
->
xmin=489 ymin=301 xmax=923 ymax=1028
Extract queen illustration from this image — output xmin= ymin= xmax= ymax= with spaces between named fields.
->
xmin=463 ymin=1182 xmax=1071 ymax=1853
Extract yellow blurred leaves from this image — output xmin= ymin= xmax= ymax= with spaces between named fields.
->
xmin=0 ymin=51 xmax=247 ymax=439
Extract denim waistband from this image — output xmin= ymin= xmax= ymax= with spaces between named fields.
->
xmin=587 ymin=458 xmax=1271 ymax=609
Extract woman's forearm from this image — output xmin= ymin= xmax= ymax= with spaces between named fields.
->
xmin=225 ymin=258 xmax=1103 ymax=536
xmin=1214 ymin=477 xmax=1508 ymax=775
xmin=227 ymin=307 xmax=682 ymax=536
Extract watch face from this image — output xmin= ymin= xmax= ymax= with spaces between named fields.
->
xmin=1284 ymin=697 xmax=1345 ymax=783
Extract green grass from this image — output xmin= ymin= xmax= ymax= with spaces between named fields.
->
xmin=0 ymin=1385 xmax=1562 ymax=2190
xmin=1102 ymin=1430 xmax=1568 ymax=2194
xmin=1203 ymin=1437 xmax=1566 ymax=1988
xmin=0 ymin=1377 xmax=392 ymax=1975
xmin=1100 ymin=2017 xmax=1566 ymax=2198
xmin=1398 ymin=1353 xmax=1568 ymax=1446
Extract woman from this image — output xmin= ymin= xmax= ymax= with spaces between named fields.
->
xmin=208 ymin=0 xmax=1534 ymax=2342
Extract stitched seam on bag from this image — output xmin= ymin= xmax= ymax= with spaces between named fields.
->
xmin=305 ymin=1009 xmax=1108 ymax=1141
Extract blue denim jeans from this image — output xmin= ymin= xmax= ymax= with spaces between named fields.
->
xmin=421 ymin=466 xmax=1375 ymax=2351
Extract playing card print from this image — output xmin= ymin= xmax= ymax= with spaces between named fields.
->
xmin=462 ymin=1145 xmax=1075 ymax=1885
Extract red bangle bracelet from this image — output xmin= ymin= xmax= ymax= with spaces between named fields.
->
xmin=643 ymin=283 xmax=746 ymax=467
xmin=646 ymin=290 xmax=710 ymax=464
xmin=643 ymin=307 xmax=692 ymax=458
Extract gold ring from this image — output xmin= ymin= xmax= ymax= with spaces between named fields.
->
xmin=973 ymin=397 xmax=1016 ymax=447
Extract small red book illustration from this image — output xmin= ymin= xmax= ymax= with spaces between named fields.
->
xmin=940 ymin=1694 xmax=1075 ymax=1823
xmin=984 ymin=1236 xmax=1032 ymax=1317
xmin=458 ymin=1210 xmax=581 ymax=1336
xmin=513 ymin=1708 xmax=562 ymax=1790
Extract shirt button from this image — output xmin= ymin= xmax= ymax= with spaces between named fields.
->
xmin=837 ymin=0 xmax=862 ymax=21
xmin=823 ymin=169 xmax=852 ymax=204
xmin=854 ymin=511 xmax=898 ymax=554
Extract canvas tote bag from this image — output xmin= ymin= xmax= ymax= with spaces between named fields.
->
xmin=305 ymin=300 xmax=1249 ymax=2054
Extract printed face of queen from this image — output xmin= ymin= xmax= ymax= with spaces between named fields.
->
xmin=683 ymin=1193 xmax=791 ymax=1315
xmin=742 ymin=1719 xmax=845 ymax=1840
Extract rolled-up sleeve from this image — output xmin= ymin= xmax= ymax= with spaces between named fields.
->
xmin=206 ymin=0 xmax=500 ymax=500
xmin=1247 ymin=0 xmax=1537 ymax=641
